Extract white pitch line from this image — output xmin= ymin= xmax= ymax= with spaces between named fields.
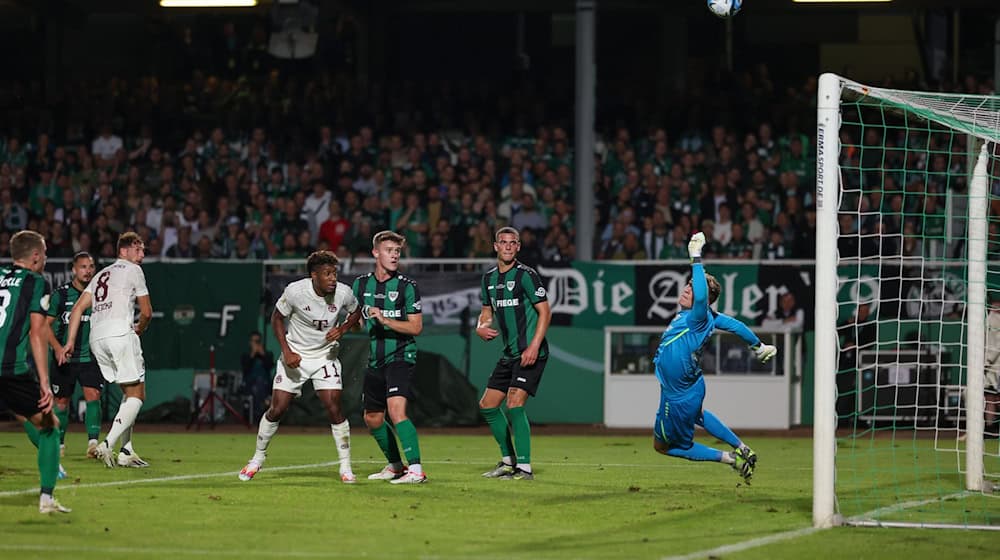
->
xmin=0 ymin=459 xmax=813 ymax=497
xmin=661 ymin=490 xmax=983 ymax=559
xmin=661 ymin=526 xmax=821 ymax=560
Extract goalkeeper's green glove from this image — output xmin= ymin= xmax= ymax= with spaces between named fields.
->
xmin=752 ymin=343 xmax=778 ymax=364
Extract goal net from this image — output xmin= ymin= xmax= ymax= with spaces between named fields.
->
xmin=814 ymin=73 xmax=1000 ymax=529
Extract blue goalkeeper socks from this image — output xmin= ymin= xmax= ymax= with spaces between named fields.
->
xmin=699 ymin=409 xmax=741 ymax=449
xmin=667 ymin=442 xmax=724 ymax=462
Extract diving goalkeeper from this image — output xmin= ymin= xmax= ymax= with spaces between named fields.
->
xmin=651 ymin=232 xmax=778 ymax=484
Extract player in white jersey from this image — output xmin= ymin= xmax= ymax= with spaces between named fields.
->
xmin=239 ymin=251 xmax=363 ymax=483
xmin=64 ymin=232 xmax=153 ymax=469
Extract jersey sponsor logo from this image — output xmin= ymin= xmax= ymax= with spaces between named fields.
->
xmin=388 ymin=291 xmax=399 ymax=302
xmin=506 ymin=281 xmax=515 ymax=291
xmin=61 ymin=312 xmax=91 ymax=324
xmin=382 ymin=309 xmax=403 ymax=318
xmin=535 ymin=286 xmax=546 ymax=297
xmin=493 ymin=298 xmax=520 ymax=308
xmin=311 ymin=319 xmax=330 ymax=330
xmin=0 ymin=276 xmax=23 ymax=288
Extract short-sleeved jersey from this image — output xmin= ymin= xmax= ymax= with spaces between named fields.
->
xmin=0 ymin=265 xmax=50 ymax=377
xmin=480 ymin=261 xmax=549 ymax=360
xmin=275 ymin=278 xmax=359 ymax=362
xmin=352 ymin=272 xmax=421 ymax=368
xmin=85 ymin=259 xmax=149 ymax=341
xmin=49 ymin=282 xmax=93 ymax=363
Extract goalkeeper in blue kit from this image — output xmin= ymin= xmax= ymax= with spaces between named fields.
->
xmin=651 ymin=232 xmax=777 ymax=483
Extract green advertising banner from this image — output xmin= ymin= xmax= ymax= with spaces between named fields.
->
xmin=143 ymin=262 xmax=263 ymax=370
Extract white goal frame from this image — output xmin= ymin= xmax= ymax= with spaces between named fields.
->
xmin=813 ymin=72 xmax=994 ymax=529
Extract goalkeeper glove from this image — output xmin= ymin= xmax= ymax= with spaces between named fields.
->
xmin=753 ymin=343 xmax=778 ymax=364
xmin=688 ymin=232 xmax=706 ymax=259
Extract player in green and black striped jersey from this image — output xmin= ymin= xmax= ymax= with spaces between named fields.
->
xmin=47 ymin=252 xmax=102 ymax=458
xmin=0 ymin=230 xmax=70 ymax=513
xmin=351 ymin=230 xmax=427 ymax=484
xmin=477 ymin=227 xmax=552 ymax=481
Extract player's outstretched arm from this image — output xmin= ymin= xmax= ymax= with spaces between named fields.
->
xmin=688 ymin=232 xmax=710 ymax=325
xmin=714 ymin=314 xmax=777 ymax=364
xmin=271 ymin=308 xmax=301 ymax=369
xmin=476 ymin=306 xmax=498 ymax=341
xmin=63 ymin=291 xmax=93 ymax=359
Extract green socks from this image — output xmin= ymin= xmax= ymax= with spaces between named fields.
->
xmin=55 ymin=406 xmax=69 ymax=445
xmin=22 ymin=420 xmax=40 ymax=448
xmin=85 ymin=400 xmax=102 ymax=440
xmin=370 ymin=422 xmax=402 ymax=464
xmin=508 ymin=406 xmax=531 ymax=465
xmin=481 ymin=407 xmax=513 ymax=457
xmin=38 ymin=427 xmax=60 ymax=494
xmin=394 ymin=419 xmax=421 ymax=465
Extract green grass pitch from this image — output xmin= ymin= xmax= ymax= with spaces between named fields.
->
xmin=1 ymin=429 xmax=998 ymax=559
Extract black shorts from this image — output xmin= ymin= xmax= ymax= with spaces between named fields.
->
xmin=487 ymin=357 xmax=547 ymax=397
xmin=51 ymin=361 xmax=104 ymax=398
xmin=363 ymin=361 xmax=415 ymax=411
xmin=0 ymin=374 xmax=43 ymax=418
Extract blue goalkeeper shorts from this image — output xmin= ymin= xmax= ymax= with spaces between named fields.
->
xmin=653 ymin=380 xmax=706 ymax=450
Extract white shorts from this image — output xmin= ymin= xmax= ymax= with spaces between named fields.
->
xmin=92 ymin=333 xmax=146 ymax=385
xmin=273 ymin=357 xmax=343 ymax=396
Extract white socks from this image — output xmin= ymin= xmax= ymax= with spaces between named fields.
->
xmin=721 ymin=451 xmax=736 ymax=465
xmin=120 ymin=426 xmax=134 ymax=453
xmin=331 ymin=420 xmax=352 ymax=473
xmin=502 ymin=456 xmax=513 ymax=466
xmin=519 ymin=463 xmax=532 ymax=473
xmin=105 ymin=397 xmax=142 ymax=449
xmin=252 ymin=416 xmax=280 ymax=465
xmin=407 ymin=463 xmax=423 ymax=476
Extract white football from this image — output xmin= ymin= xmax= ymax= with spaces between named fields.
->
xmin=707 ymin=0 xmax=743 ymax=19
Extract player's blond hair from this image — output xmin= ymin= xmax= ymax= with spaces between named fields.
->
xmin=494 ymin=226 xmax=520 ymax=242
xmin=10 ymin=230 xmax=45 ymax=261
xmin=372 ymin=230 xmax=406 ymax=249
xmin=117 ymin=231 xmax=144 ymax=252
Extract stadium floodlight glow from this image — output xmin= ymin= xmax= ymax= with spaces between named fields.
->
xmin=159 ymin=0 xmax=258 ymax=8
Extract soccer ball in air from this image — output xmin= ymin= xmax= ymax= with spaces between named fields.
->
xmin=707 ymin=0 xmax=742 ymax=19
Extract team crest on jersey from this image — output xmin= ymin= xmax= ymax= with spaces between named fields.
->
xmin=388 ymin=291 xmax=399 ymax=302
xmin=506 ymin=281 xmax=515 ymax=291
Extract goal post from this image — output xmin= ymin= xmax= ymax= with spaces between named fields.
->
xmin=814 ymin=73 xmax=1000 ymax=530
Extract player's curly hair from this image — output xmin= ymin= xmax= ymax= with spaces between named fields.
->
xmin=307 ymin=251 xmax=339 ymax=274
xmin=705 ymin=273 xmax=722 ymax=305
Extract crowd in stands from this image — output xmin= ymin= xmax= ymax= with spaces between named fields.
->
xmin=0 ymin=39 xmax=992 ymax=266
